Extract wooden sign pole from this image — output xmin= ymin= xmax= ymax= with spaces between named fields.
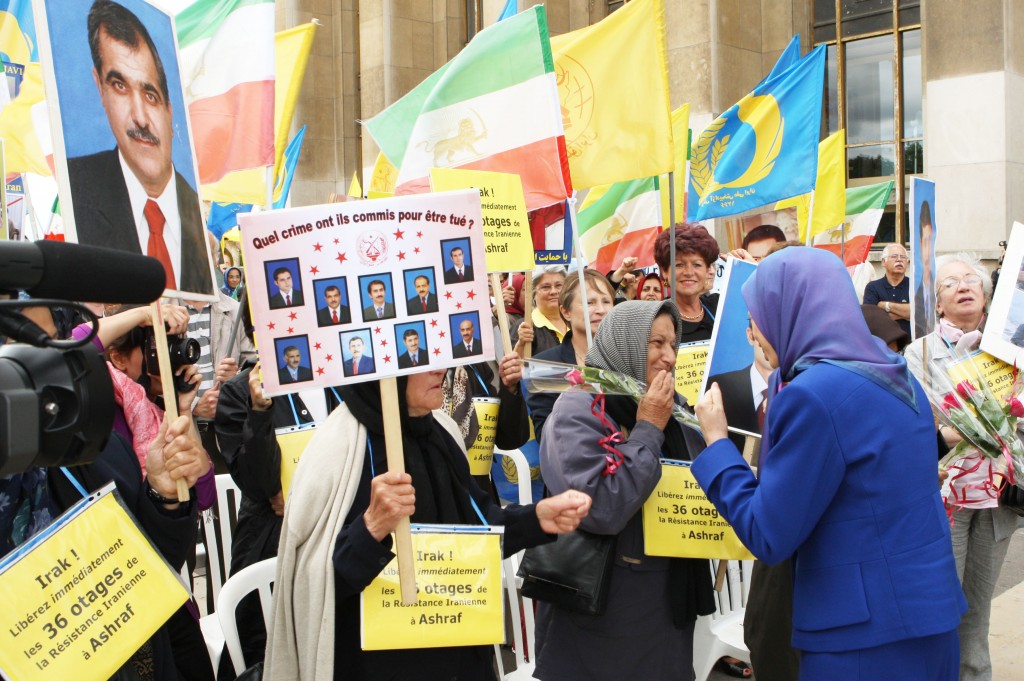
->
xmin=521 ymin=276 xmax=533 ymax=360
xmin=380 ymin=377 xmax=418 ymax=604
xmin=150 ymin=302 xmax=190 ymax=502
xmin=491 ymin=273 xmax=513 ymax=357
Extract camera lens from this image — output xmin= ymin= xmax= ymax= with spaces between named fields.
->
xmin=168 ymin=337 xmax=201 ymax=367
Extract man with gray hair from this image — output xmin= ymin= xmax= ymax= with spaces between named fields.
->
xmin=862 ymin=243 xmax=911 ymax=336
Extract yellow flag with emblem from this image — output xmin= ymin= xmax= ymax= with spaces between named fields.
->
xmin=776 ymin=129 xmax=846 ymax=242
xmin=550 ymin=0 xmax=672 ymax=189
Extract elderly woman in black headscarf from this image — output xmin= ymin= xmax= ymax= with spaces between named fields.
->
xmin=533 ymin=300 xmax=714 ymax=681
xmin=265 ymin=370 xmax=591 ymax=681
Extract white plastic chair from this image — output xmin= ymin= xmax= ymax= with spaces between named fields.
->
xmin=492 ymin=448 xmax=536 ymax=679
xmin=201 ymin=473 xmax=243 ymax=610
xmin=692 ymin=559 xmax=754 ymax=681
xmin=215 ymin=557 xmax=277 ymax=676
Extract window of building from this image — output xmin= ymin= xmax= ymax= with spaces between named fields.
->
xmin=814 ymin=0 xmax=921 ymax=245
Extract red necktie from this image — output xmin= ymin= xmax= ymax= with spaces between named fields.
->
xmin=757 ymin=389 xmax=767 ymax=433
xmin=352 ymin=358 xmax=358 ymax=376
xmin=144 ymin=200 xmax=174 ymax=289
xmin=421 ymin=298 xmax=427 ymax=312
xmin=332 ymin=309 xmax=338 ymax=323
xmin=458 ymin=270 xmax=464 ymax=281
xmin=285 ymin=293 xmax=291 ymax=306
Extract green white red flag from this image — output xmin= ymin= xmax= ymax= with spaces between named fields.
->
xmin=813 ymin=180 xmax=894 ymax=266
xmin=578 ymin=176 xmax=661 ymax=274
xmin=363 ymin=6 xmax=571 ymax=211
xmin=177 ymin=0 xmax=275 ymax=185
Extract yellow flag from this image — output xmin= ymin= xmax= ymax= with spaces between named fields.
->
xmin=368 ymin=151 xmax=397 ymax=195
xmin=660 ymin=103 xmax=690 ymax=228
xmin=550 ymin=0 xmax=672 ymax=189
xmin=0 ymin=63 xmax=51 ymax=175
xmin=202 ymin=23 xmax=317 ymax=205
xmin=348 ymin=171 xmax=362 ymax=198
xmin=776 ymin=129 xmax=846 ymax=241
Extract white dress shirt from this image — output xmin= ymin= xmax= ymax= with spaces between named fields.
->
xmin=121 ymin=151 xmax=182 ymax=287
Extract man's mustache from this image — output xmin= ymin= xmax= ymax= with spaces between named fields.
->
xmin=126 ymin=126 xmax=160 ymax=145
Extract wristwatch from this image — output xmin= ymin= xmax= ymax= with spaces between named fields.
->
xmin=885 ymin=301 xmax=892 ymax=313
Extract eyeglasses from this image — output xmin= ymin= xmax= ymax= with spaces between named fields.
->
xmin=885 ymin=254 xmax=909 ymax=261
xmin=536 ymin=283 xmax=563 ymax=293
xmin=938 ymin=274 xmax=983 ymax=291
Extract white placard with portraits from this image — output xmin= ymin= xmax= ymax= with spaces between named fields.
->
xmin=981 ymin=222 xmax=1024 ymax=366
xmin=240 ymin=189 xmax=494 ymax=396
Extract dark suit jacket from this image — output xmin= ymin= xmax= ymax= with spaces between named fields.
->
xmin=270 ymin=289 xmax=304 ymax=309
xmin=397 ymin=348 xmax=429 ymax=369
xmin=343 ymin=355 xmax=375 ymax=377
xmin=317 ymin=304 xmax=350 ymax=326
xmin=66 ymin=148 xmax=212 ymax=295
xmin=279 ymin=365 xmax=313 ymax=384
xmin=707 ymin=365 xmax=760 ymax=435
xmin=362 ymin=302 xmax=396 ymax=321
xmin=406 ymin=293 xmax=439 ymax=315
xmin=452 ymin=338 xmax=481 ymax=358
xmin=443 ymin=264 xmax=474 ymax=284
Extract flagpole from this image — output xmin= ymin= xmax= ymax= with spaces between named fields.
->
xmin=668 ymin=171 xmax=677 ymax=301
xmin=264 ymin=165 xmax=274 ymax=209
xmin=569 ymin=197 xmax=592 ymax=350
xmin=804 ymin=189 xmax=816 ymax=246
xmin=21 ymin=180 xmax=41 ymax=241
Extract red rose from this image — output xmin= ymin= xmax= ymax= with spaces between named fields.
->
xmin=1009 ymin=397 xmax=1024 ymax=418
xmin=955 ymin=381 xmax=978 ymax=401
xmin=941 ymin=393 xmax=961 ymax=414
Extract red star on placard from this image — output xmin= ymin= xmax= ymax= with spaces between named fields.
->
xmin=444 ymin=291 xmax=453 ymax=300
xmin=439 ymin=331 xmax=446 ymax=338
xmin=396 ymin=251 xmax=406 ymax=261
xmin=380 ymin=338 xmax=388 ymax=347
xmin=333 ymin=238 xmax=340 ymax=245
xmin=316 ymin=367 xmax=325 ymax=376
xmin=374 ymin=326 xmax=382 ymax=334
xmin=313 ymin=242 xmax=323 ymax=252
xmin=413 ymin=247 xmax=421 ymax=254
xmin=287 ymin=327 xmax=294 ymax=333
xmin=383 ymin=354 xmax=392 ymax=363
xmin=455 ymin=302 xmax=463 ymax=310
xmin=466 ymin=289 xmax=477 ymax=300
xmin=266 ymin=322 xmax=276 ymax=331
xmin=416 ymin=231 xmax=423 ymax=238
xmin=309 ymin=265 xmax=319 ymax=275
xmin=429 ymin=319 xmax=438 ymax=327
xmin=433 ymin=347 xmax=442 ymax=356
xmin=314 ymin=342 xmax=322 ymax=350
xmin=325 ymin=354 xmax=334 ymax=362
xmin=335 ymin=252 xmax=348 ymax=265
xmin=393 ymin=228 xmax=405 ymax=240
xmin=289 ymin=311 xmax=298 ymax=320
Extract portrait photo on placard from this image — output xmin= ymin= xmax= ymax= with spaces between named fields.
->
xmin=266 ymin=258 xmax=304 ymax=309
xmin=403 ymin=267 xmax=439 ymax=316
xmin=340 ymin=328 xmax=375 ymax=378
xmin=395 ymin=321 xmax=429 ymax=369
xmin=981 ymin=222 xmax=1024 ymax=366
xmin=441 ymin=237 xmax=474 ymax=284
xmin=274 ymin=335 xmax=313 ymax=385
xmin=36 ymin=0 xmax=215 ymax=298
xmin=450 ymin=311 xmax=483 ymax=359
xmin=359 ymin=273 xmax=396 ymax=322
xmin=313 ymin=276 xmax=351 ymax=327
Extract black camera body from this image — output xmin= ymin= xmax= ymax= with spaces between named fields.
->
xmin=141 ymin=328 xmax=201 ymax=393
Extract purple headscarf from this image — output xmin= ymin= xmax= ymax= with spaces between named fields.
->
xmin=742 ymin=247 xmax=918 ymax=411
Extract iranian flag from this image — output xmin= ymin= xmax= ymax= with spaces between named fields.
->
xmin=578 ymin=177 xmax=661 ymax=274
xmin=364 ymin=6 xmax=571 ymax=212
xmin=177 ymin=0 xmax=275 ymax=185
xmin=813 ymin=181 xmax=894 ymax=266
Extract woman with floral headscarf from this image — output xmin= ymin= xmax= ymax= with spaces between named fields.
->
xmin=694 ymin=247 xmax=966 ymax=680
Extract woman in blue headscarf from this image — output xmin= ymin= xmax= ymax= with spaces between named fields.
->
xmin=693 ymin=248 xmax=966 ymax=680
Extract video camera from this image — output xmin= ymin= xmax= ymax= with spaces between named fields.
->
xmin=0 ymin=241 xmax=167 ymax=477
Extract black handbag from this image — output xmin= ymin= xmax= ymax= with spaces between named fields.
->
xmin=518 ymin=529 xmax=615 ymax=616
xmin=999 ymin=481 xmax=1024 ymax=517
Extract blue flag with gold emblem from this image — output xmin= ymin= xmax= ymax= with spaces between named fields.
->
xmin=688 ymin=44 xmax=825 ymax=222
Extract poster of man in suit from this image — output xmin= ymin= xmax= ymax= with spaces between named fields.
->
xmin=451 ymin=312 xmax=482 ymax=359
xmin=36 ymin=0 xmax=215 ymax=298
xmin=396 ymin=322 xmax=429 ymax=369
xmin=275 ymin=336 xmax=313 ymax=384
xmin=404 ymin=268 xmax=439 ymax=316
xmin=359 ymin=274 xmax=396 ymax=322
xmin=341 ymin=330 xmax=375 ymax=377
xmin=314 ymin=276 xmax=351 ymax=326
xmin=441 ymin=237 xmax=474 ymax=284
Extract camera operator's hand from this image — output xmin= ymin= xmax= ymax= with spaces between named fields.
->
xmin=214 ymin=357 xmax=239 ymax=384
xmin=192 ymin=388 xmax=220 ymax=420
xmin=249 ymin=362 xmax=273 ymax=412
xmin=146 ymin=414 xmax=210 ymax=506
xmin=160 ymin=305 xmax=190 ymax=335
xmin=175 ymin=364 xmax=201 ymax=415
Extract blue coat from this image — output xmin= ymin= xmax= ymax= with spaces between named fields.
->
xmin=692 ymin=362 xmax=966 ymax=653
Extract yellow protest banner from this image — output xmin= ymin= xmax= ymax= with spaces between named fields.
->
xmin=946 ymin=351 xmax=1016 ymax=403
xmin=675 ymin=342 xmax=709 ymax=406
xmin=0 ymin=483 xmax=188 ymax=680
xmin=360 ymin=526 xmax=503 ymax=650
xmin=642 ymin=460 xmax=753 ymax=560
xmin=278 ymin=424 xmax=318 ymax=500
xmin=468 ymin=398 xmax=500 ymax=475
xmin=429 ymin=168 xmax=534 ymax=271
